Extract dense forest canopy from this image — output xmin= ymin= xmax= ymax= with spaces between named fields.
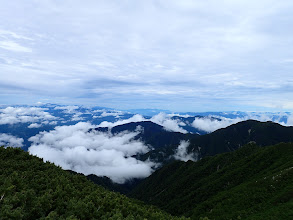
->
xmin=0 ymin=146 xmax=187 ymax=220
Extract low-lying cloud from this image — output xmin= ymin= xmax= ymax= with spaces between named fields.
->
xmin=98 ymin=114 xmax=145 ymax=128
xmin=173 ymin=140 xmax=197 ymax=162
xmin=94 ymin=110 xmax=124 ymax=118
xmin=98 ymin=113 xmax=188 ymax=133
xmin=192 ymin=117 xmax=240 ymax=133
xmin=0 ymin=107 xmax=57 ymax=125
xmin=0 ymin=133 xmax=24 ymax=148
xmin=54 ymin=106 xmax=85 ymax=121
xmin=28 ymin=122 xmax=155 ymax=183
xmin=192 ymin=112 xmax=293 ymax=133
xmin=151 ymin=113 xmax=188 ymax=133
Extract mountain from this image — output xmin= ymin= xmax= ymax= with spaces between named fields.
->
xmin=130 ymin=142 xmax=293 ymax=219
xmin=0 ymin=146 xmax=186 ymax=220
xmin=142 ymin=120 xmax=293 ymax=163
xmin=188 ymin=119 xmax=293 ymax=156
xmin=94 ymin=121 xmax=196 ymax=149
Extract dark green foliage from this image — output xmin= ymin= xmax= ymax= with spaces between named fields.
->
xmin=86 ymin=174 xmax=142 ymax=195
xmin=0 ymin=146 xmax=187 ymax=220
xmin=130 ymin=143 xmax=293 ymax=219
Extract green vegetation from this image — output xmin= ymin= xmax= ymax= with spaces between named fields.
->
xmin=0 ymin=146 xmax=187 ymax=220
xmin=130 ymin=143 xmax=293 ymax=219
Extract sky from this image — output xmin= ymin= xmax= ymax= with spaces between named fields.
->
xmin=1 ymin=0 xmax=293 ymax=112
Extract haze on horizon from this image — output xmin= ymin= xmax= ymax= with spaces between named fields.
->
xmin=1 ymin=0 xmax=293 ymax=112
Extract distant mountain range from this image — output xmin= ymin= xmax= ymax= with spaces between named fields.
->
xmin=93 ymin=120 xmax=293 ymax=165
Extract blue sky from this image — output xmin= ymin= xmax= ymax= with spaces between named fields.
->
xmin=1 ymin=0 xmax=293 ymax=112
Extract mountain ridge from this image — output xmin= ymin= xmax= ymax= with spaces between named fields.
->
xmin=130 ymin=142 xmax=293 ymax=219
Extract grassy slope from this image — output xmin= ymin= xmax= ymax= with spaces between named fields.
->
xmin=0 ymin=146 xmax=187 ymax=220
xmin=130 ymin=143 xmax=293 ymax=219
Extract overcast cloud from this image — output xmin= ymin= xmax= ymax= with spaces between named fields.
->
xmin=1 ymin=1 xmax=293 ymax=111
xmin=28 ymin=122 xmax=155 ymax=183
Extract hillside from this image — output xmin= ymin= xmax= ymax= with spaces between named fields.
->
xmin=0 ymin=146 xmax=187 ymax=220
xmin=130 ymin=142 xmax=293 ymax=219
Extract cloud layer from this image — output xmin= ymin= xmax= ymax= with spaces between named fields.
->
xmin=0 ymin=133 xmax=23 ymax=147
xmin=28 ymin=122 xmax=155 ymax=183
xmin=0 ymin=107 xmax=57 ymax=125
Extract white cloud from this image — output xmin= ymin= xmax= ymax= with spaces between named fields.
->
xmin=1 ymin=1 xmax=293 ymax=111
xmin=96 ymin=111 xmax=124 ymax=118
xmin=71 ymin=113 xmax=84 ymax=121
xmin=28 ymin=123 xmax=42 ymax=128
xmin=174 ymin=140 xmax=197 ymax=162
xmin=0 ymin=29 xmax=33 ymax=40
xmin=192 ymin=112 xmax=293 ymax=133
xmin=286 ymin=114 xmax=293 ymax=126
xmin=98 ymin=114 xmax=146 ymax=128
xmin=97 ymin=112 xmax=188 ymax=133
xmin=151 ymin=113 xmax=188 ymax=133
xmin=54 ymin=106 xmax=85 ymax=121
xmin=0 ymin=133 xmax=24 ymax=148
xmin=0 ymin=41 xmax=32 ymax=52
xmin=54 ymin=106 xmax=79 ymax=113
xmin=192 ymin=117 xmax=240 ymax=133
xmin=28 ymin=122 xmax=155 ymax=183
xmin=0 ymin=107 xmax=57 ymax=125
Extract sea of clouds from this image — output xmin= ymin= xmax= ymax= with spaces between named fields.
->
xmin=28 ymin=122 xmax=155 ymax=183
xmin=1 ymin=105 xmax=293 ymax=183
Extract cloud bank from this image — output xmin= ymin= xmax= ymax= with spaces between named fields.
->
xmin=98 ymin=114 xmax=146 ymax=128
xmin=97 ymin=112 xmax=188 ymax=133
xmin=0 ymin=133 xmax=23 ymax=148
xmin=151 ymin=113 xmax=188 ymax=133
xmin=28 ymin=122 xmax=155 ymax=183
xmin=192 ymin=112 xmax=293 ymax=133
xmin=0 ymin=107 xmax=57 ymax=125
xmin=192 ymin=117 xmax=240 ymax=133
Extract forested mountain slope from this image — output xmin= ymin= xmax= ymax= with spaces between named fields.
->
xmin=0 ymin=147 xmax=187 ymax=220
xmin=141 ymin=120 xmax=293 ymax=163
xmin=130 ymin=143 xmax=293 ymax=219
xmin=188 ymin=120 xmax=293 ymax=157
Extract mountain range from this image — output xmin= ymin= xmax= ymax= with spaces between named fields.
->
xmin=1 ymin=105 xmax=293 ymax=219
xmin=92 ymin=119 xmax=293 ymax=165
